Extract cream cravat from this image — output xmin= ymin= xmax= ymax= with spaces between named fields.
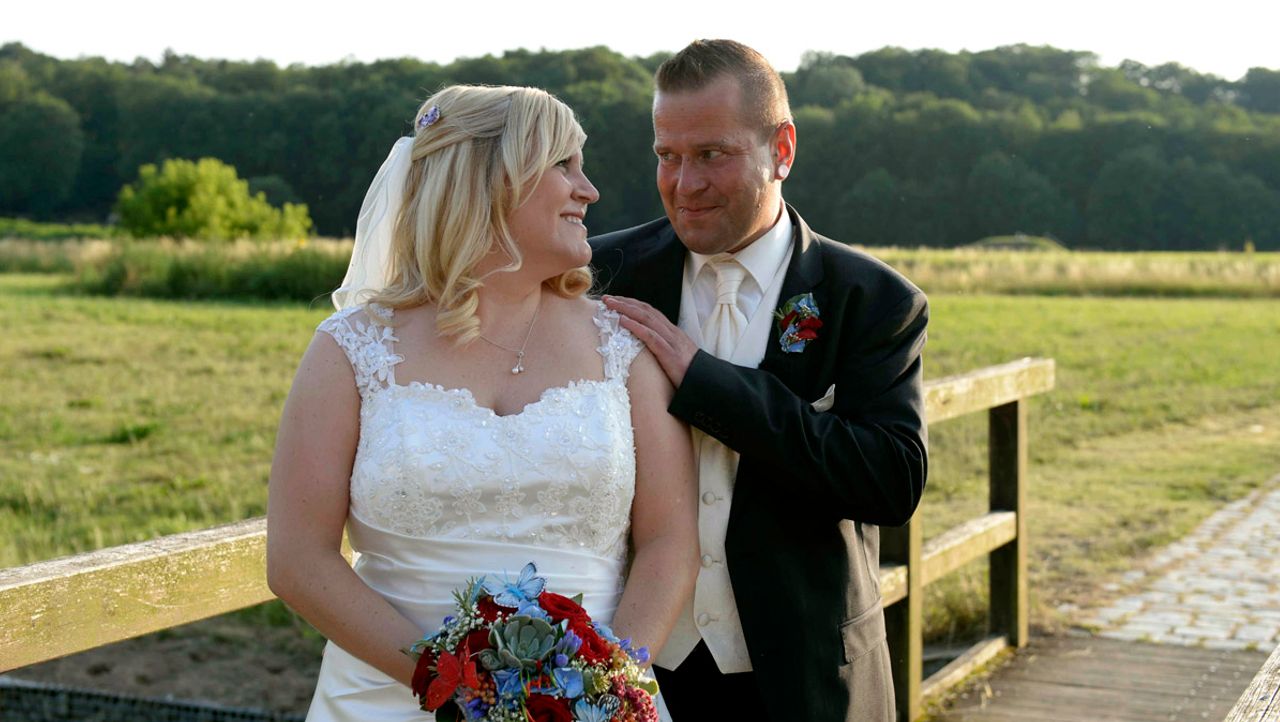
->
xmin=704 ymin=256 xmax=748 ymax=359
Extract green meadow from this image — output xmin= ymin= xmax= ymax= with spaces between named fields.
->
xmin=2 ymin=254 xmax=1279 ymax=646
xmin=918 ymin=293 xmax=1280 ymax=637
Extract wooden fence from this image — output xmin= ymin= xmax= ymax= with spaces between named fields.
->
xmin=0 ymin=357 xmax=1055 ymax=721
xmin=1228 ymin=643 xmax=1280 ymax=722
xmin=883 ymin=357 xmax=1053 ymax=720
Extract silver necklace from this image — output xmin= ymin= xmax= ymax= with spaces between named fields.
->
xmin=477 ymin=291 xmax=543 ymax=374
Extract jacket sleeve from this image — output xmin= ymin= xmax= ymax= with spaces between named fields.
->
xmin=667 ymin=289 xmax=929 ymax=527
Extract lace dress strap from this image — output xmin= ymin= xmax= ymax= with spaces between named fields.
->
xmin=593 ymin=302 xmax=646 ymax=382
xmin=316 ymin=305 xmax=403 ymax=397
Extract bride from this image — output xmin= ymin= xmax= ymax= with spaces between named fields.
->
xmin=266 ymin=85 xmax=698 ymax=720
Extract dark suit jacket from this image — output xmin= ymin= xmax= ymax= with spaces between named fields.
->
xmin=590 ymin=206 xmax=928 ymax=722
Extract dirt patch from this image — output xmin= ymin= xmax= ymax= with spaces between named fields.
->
xmin=2 ymin=615 xmax=324 ymax=714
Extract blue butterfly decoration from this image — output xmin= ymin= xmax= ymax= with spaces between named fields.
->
xmin=482 ymin=562 xmax=546 ymax=609
xmin=573 ymin=698 xmax=618 ymax=722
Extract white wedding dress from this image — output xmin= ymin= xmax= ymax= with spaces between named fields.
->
xmin=306 ymin=301 xmax=645 ymax=721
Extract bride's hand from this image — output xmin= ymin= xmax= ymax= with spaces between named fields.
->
xmin=604 ymin=295 xmax=699 ymax=388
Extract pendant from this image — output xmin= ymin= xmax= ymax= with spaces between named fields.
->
xmin=511 ymin=351 xmax=525 ymax=375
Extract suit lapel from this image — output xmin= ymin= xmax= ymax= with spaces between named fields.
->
xmin=759 ymin=206 xmax=825 ymax=395
xmin=647 ymin=225 xmax=686 ymax=323
xmin=614 ymin=223 xmax=685 ymax=323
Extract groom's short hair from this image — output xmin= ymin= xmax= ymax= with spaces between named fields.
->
xmin=655 ymin=39 xmax=792 ymax=138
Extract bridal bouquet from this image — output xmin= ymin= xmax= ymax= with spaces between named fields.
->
xmin=407 ymin=562 xmax=659 ymax=722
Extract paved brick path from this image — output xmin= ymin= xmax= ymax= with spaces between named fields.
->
xmin=1081 ymin=478 xmax=1280 ymax=650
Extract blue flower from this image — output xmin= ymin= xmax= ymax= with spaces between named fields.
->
xmin=483 ymin=562 xmax=546 ymax=609
xmin=552 ymin=667 xmax=584 ymax=697
xmin=592 ymin=621 xmax=620 ymax=644
xmin=631 ymin=645 xmax=651 ymax=664
xmin=554 ymin=628 xmax=582 ymax=658
xmin=464 ymin=697 xmax=490 ymax=720
xmin=491 ymin=668 xmax=524 ymax=698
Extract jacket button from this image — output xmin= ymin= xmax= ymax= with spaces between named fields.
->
xmin=702 ymin=492 xmax=717 ymax=505
xmin=701 ymin=554 xmax=714 ymax=568
xmin=696 ymin=613 xmax=711 ymax=627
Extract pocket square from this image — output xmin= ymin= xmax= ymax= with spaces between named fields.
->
xmin=811 ymin=384 xmax=836 ymax=412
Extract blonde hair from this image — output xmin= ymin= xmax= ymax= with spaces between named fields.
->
xmin=367 ymin=85 xmax=593 ymax=342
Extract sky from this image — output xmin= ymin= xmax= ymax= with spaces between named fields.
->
xmin=7 ymin=0 xmax=1280 ymax=81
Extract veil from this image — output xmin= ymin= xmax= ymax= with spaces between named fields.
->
xmin=331 ymin=136 xmax=414 ymax=310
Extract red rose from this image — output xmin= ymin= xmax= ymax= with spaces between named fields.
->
xmin=568 ymin=618 xmax=614 ymax=665
xmin=465 ymin=627 xmax=492 ymax=652
xmin=538 ymin=592 xmax=589 ymax=624
xmin=525 ymin=694 xmax=573 ymax=722
xmin=477 ymin=596 xmax=513 ymax=623
xmin=410 ymin=649 xmax=437 ymax=701
xmin=793 ymin=316 xmax=822 ymax=341
xmin=779 ymin=310 xmax=798 ymax=329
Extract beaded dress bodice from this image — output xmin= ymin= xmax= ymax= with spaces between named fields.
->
xmin=316 ymin=301 xmax=645 ymax=565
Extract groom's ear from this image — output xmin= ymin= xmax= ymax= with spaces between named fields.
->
xmin=771 ymin=120 xmax=797 ymax=180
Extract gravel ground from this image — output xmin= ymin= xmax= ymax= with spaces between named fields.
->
xmin=2 ymin=616 xmax=324 ymax=715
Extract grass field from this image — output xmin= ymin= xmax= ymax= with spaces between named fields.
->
xmin=2 ymin=271 xmax=1279 ymax=647
xmin=0 ymin=276 xmax=318 ymax=565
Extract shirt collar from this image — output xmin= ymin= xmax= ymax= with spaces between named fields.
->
xmin=687 ymin=202 xmax=793 ymax=288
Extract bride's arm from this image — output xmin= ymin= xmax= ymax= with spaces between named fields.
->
xmin=266 ymin=332 xmax=421 ymax=686
xmin=611 ymin=349 xmax=699 ymax=657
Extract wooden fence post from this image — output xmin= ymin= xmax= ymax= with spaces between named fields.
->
xmin=989 ymin=399 xmax=1028 ymax=647
xmin=884 ymin=519 xmax=923 ymax=721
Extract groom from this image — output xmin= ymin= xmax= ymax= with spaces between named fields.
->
xmin=592 ymin=40 xmax=929 ymax=721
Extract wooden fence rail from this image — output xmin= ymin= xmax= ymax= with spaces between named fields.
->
xmin=1228 ymin=643 xmax=1280 ymax=722
xmin=0 ymin=357 xmax=1055 ymax=721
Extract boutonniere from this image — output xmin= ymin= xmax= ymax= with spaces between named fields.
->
xmin=775 ymin=293 xmax=823 ymax=353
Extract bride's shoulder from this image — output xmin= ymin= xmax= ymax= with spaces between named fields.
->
xmin=543 ymin=294 xmax=635 ymax=345
xmin=318 ymin=303 xmax=393 ymax=332
xmin=539 ymin=293 xmax=602 ymax=326
xmin=315 ymin=304 xmax=398 ymax=357
xmin=565 ymin=295 xmax=618 ymax=331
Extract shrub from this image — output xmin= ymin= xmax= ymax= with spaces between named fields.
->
xmin=115 ymin=158 xmax=312 ymax=241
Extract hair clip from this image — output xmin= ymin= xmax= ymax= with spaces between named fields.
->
xmin=417 ymin=105 xmax=441 ymax=130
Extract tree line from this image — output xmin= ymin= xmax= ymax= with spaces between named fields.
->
xmin=3 ymin=41 xmax=1280 ymax=250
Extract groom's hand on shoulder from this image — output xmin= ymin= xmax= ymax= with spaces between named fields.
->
xmin=603 ymin=295 xmax=697 ymax=387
